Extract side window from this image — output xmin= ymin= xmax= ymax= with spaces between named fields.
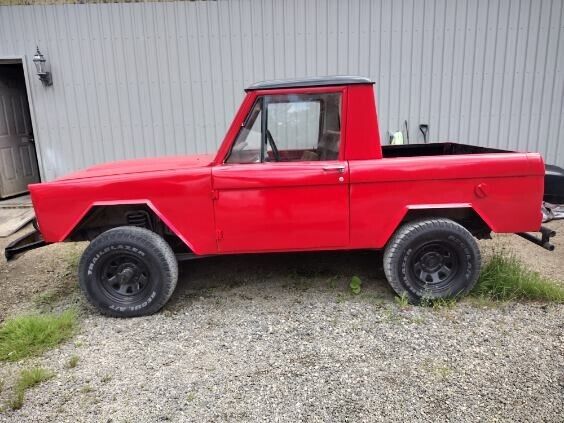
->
xmin=226 ymin=100 xmax=262 ymax=164
xmin=226 ymin=92 xmax=342 ymax=163
xmin=267 ymin=101 xmax=321 ymax=153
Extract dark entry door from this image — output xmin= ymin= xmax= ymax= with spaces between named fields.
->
xmin=0 ymin=64 xmax=40 ymax=198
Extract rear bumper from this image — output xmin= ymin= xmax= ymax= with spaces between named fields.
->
xmin=516 ymin=225 xmax=556 ymax=251
xmin=5 ymin=230 xmax=47 ymax=261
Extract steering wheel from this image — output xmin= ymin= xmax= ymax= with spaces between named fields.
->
xmin=266 ymin=129 xmax=281 ymax=162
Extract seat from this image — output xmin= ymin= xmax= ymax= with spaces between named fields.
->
xmin=298 ymin=130 xmax=341 ymax=161
xmin=317 ymin=130 xmax=341 ymax=160
xmin=300 ymin=150 xmax=320 ymax=161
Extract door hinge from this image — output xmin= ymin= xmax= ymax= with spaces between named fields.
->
xmin=211 ymin=190 xmax=219 ymax=200
xmin=216 ymin=229 xmax=224 ymax=240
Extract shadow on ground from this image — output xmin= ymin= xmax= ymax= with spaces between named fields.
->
xmin=166 ymin=250 xmax=394 ymax=311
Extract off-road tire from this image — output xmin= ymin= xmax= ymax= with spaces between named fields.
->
xmin=383 ymin=218 xmax=481 ymax=303
xmin=78 ymin=226 xmax=178 ymax=317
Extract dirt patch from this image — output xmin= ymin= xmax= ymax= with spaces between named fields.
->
xmin=0 ymin=225 xmax=84 ymax=321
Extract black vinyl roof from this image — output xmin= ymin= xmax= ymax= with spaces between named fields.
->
xmin=246 ymin=76 xmax=374 ymax=91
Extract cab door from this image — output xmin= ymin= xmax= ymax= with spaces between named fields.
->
xmin=212 ymin=91 xmax=349 ymax=253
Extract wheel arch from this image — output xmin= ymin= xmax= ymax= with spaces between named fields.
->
xmin=64 ymin=201 xmax=195 ymax=253
xmin=398 ymin=204 xmax=493 ymax=239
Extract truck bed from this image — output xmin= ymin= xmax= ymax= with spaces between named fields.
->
xmin=382 ymin=142 xmax=508 ymax=158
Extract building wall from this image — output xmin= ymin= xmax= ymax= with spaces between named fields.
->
xmin=0 ymin=0 xmax=562 ymax=181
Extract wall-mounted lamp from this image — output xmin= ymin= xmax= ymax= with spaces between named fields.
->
xmin=32 ymin=46 xmax=52 ymax=86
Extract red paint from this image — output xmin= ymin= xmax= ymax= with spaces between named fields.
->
xmin=212 ymin=161 xmax=349 ymax=252
xmin=475 ymin=183 xmax=488 ymax=198
xmin=344 ymin=85 xmax=382 ymax=161
xmin=29 ymin=82 xmax=545 ymax=255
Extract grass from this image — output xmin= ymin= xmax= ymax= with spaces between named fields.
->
xmin=9 ymin=367 xmax=54 ymax=410
xmin=0 ymin=310 xmax=77 ymax=362
xmin=33 ymin=290 xmax=57 ymax=307
xmin=394 ymin=293 xmax=410 ymax=308
xmin=80 ymin=385 xmax=93 ymax=394
xmin=32 ymin=282 xmax=76 ymax=311
xmin=65 ymin=246 xmax=82 ymax=272
xmin=327 ymin=276 xmax=338 ymax=290
xmin=349 ymin=276 xmax=362 ymax=294
xmin=421 ymin=297 xmax=458 ymax=310
xmin=472 ymin=252 xmax=564 ymax=303
xmin=358 ymin=292 xmax=385 ymax=306
xmin=67 ymin=355 xmax=79 ymax=368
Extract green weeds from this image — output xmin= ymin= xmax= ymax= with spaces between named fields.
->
xmin=472 ymin=252 xmax=564 ymax=303
xmin=349 ymin=276 xmax=362 ymax=294
xmin=0 ymin=310 xmax=77 ymax=362
xmin=8 ymin=367 xmax=54 ymax=410
xmin=67 ymin=355 xmax=79 ymax=369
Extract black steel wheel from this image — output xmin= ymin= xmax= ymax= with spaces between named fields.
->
xmin=79 ymin=226 xmax=178 ymax=317
xmin=409 ymin=242 xmax=459 ymax=291
xmin=383 ymin=218 xmax=481 ymax=303
xmin=99 ymin=253 xmax=152 ymax=304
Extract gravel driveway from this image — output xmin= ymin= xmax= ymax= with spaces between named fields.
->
xmin=0 ymin=221 xmax=563 ymax=422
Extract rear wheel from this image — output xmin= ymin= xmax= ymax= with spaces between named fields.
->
xmin=383 ymin=218 xmax=481 ymax=303
xmin=78 ymin=226 xmax=178 ymax=317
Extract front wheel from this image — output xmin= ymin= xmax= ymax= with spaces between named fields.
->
xmin=383 ymin=218 xmax=481 ymax=303
xmin=78 ymin=226 xmax=178 ymax=317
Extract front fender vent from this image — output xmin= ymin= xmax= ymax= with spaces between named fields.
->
xmin=125 ymin=210 xmax=153 ymax=230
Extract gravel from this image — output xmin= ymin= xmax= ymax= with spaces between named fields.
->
xmin=0 ymin=221 xmax=563 ymax=422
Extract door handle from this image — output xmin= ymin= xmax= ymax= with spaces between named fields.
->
xmin=322 ymin=165 xmax=345 ymax=174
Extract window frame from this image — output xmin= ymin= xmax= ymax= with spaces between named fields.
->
xmin=218 ymin=86 xmax=348 ymax=165
xmin=260 ymin=96 xmax=267 ymax=163
xmin=224 ymin=98 xmax=263 ymax=164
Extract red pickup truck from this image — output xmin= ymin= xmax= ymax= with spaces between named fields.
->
xmin=6 ymin=76 xmax=557 ymax=317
